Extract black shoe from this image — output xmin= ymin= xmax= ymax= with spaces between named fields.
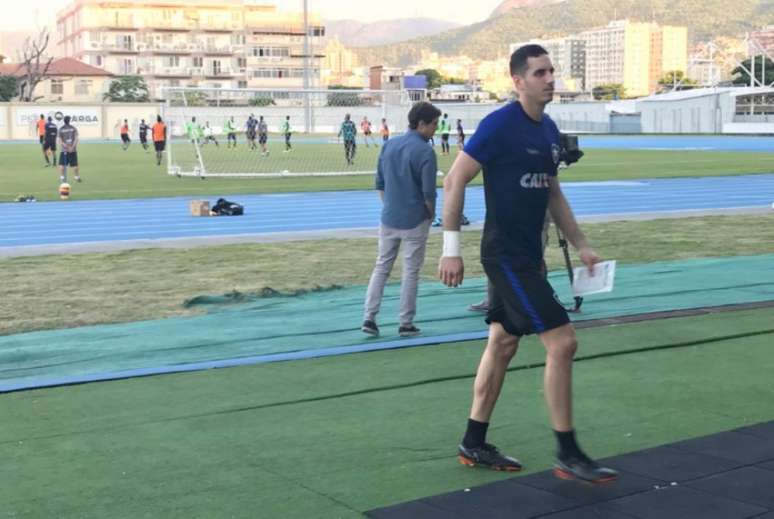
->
xmin=554 ymin=455 xmax=619 ymax=484
xmin=398 ymin=325 xmax=421 ymax=337
xmin=458 ymin=443 xmax=522 ymax=472
xmin=361 ymin=320 xmax=379 ymax=336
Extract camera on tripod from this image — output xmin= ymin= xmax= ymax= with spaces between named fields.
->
xmin=559 ymin=133 xmax=584 ymax=166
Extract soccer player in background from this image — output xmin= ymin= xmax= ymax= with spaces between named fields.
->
xmin=439 ymin=113 xmax=451 ymax=155
xmin=339 ymin=113 xmax=358 ymax=165
xmin=43 ymin=116 xmax=58 ymax=167
xmin=361 ymin=116 xmax=374 ymax=147
xmin=438 ymin=44 xmax=618 ymax=483
xmin=151 ymin=115 xmax=167 ymax=166
xmin=37 ymin=114 xmax=47 ymax=164
xmin=456 ymin=118 xmax=465 ymax=150
xmin=186 ymin=116 xmax=202 ymax=145
xmin=225 ymin=116 xmax=237 ymax=149
xmin=120 ymin=119 xmax=131 ymax=150
xmin=245 ymin=114 xmax=257 ymax=150
xmin=258 ymin=115 xmax=269 ymax=156
xmin=281 ymin=115 xmax=292 ymax=152
xmin=57 ymin=115 xmax=81 ymax=184
xmin=202 ymin=122 xmax=219 ymax=147
xmin=139 ymin=119 xmax=150 ymax=152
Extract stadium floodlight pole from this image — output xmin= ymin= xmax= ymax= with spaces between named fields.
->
xmin=303 ymin=0 xmax=311 ymax=134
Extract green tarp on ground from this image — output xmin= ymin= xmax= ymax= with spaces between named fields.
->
xmin=1 ymin=255 xmax=772 ymax=391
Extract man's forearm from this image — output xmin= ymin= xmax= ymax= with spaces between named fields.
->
xmin=442 ymin=176 xmax=465 ymax=230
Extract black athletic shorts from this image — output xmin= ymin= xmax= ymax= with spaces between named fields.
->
xmin=43 ymin=140 xmax=56 ymax=152
xmin=228 ymin=132 xmax=236 ymax=140
xmin=441 ymin=133 xmax=450 ymax=142
xmin=154 ymin=140 xmax=166 ymax=152
xmin=59 ymin=151 xmax=78 ymax=167
xmin=39 ymin=135 xmax=45 ymax=145
xmin=258 ymin=134 xmax=267 ymax=144
xmin=121 ymin=134 xmax=131 ymax=143
xmin=140 ymin=134 xmax=148 ymax=144
xmin=247 ymin=131 xmax=256 ymax=140
xmin=483 ymin=258 xmax=569 ymax=336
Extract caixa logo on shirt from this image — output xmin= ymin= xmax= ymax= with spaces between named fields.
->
xmin=520 ymin=173 xmax=550 ymax=188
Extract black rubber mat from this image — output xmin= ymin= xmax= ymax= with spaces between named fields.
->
xmin=367 ymin=420 xmax=774 ymax=518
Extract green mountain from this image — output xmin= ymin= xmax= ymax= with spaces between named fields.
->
xmin=353 ymin=0 xmax=774 ymax=66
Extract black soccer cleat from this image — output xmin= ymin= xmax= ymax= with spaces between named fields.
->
xmin=361 ymin=320 xmax=379 ymax=336
xmin=458 ymin=443 xmax=522 ymax=472
xmin=398 ymin=325 xmax=421 ymax=337
xmin=554 ymin=455 xmax=619 ymax=484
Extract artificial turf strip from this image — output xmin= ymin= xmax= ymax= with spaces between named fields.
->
xmin=1 ymin=307 xmax=773 ymax=518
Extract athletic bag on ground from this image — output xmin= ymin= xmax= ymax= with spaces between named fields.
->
xmin=210 ymin=198 xmax=244 ymax=216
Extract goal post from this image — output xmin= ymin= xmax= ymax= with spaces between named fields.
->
xmin=160 ymin=87 xmax=420 ymax=178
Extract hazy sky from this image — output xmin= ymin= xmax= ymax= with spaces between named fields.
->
xmin=0 ymin=0 xmax=503 ymax=31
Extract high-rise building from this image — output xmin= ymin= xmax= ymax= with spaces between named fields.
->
xmin=509 ymin=37 xmax=586 ymax=90
xmin=55 ymin=0 xmax=325 ymax=99
xmin=581 ymin=20 xmax=687 ymax=97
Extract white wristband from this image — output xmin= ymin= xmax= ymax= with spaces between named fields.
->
xmin=442 ymin=231 xmax=461 ymax=257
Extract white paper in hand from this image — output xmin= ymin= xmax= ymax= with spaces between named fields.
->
xmin=572 ymin=260 xmax=616 ymax=297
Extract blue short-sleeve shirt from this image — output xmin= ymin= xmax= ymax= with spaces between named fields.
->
xmin=464 ymin=102 xmax=561 ymax=267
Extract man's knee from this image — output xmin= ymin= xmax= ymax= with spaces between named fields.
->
xmin=543 ymin=325 xmax=578 ymax=361
xmin=488 ymin=325 xmax=520 ymax=361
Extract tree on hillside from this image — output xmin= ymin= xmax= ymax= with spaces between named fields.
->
xmin=592 ymin=83 xmax=626 ymax=100
xmin=732 ymin=57 xmax=774 ymax=86
xmin=415 ymin=68 xmax=443 ymax=89
xmin=0 ymin=75 xmax=17 ymax=101
xmin=658 ymin=70 xmax=698 ymax=91
xmin=16 ymin=28 xmax=53 ymax=102
xmin=103 ymin=76 xmax=150 ymax=102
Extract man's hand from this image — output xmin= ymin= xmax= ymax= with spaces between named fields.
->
xmin=578 ymin=247 xmax=601 ymax=275
xmin=439 ymin=256 xmax=464 ymax=287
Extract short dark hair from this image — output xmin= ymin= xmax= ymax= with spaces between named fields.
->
xmin=157 ymin=115 xmax=162 ymax=122
xmin=510 ymin=44 xmax=549 ymax=76
xmin=63 ymin=115 xmax=71 ymax=124
xmin=408 ymin=101 xmax=441 ymax=130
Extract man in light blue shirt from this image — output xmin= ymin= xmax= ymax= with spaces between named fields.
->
xmin=362 ymin=101 xmax=441 ymax=337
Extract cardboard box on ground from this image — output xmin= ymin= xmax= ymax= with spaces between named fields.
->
xmin=190 ymin=200 xmax=210 ymax=216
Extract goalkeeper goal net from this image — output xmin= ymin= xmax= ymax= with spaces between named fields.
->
xmin=161 ymin=87 xmax=421 ymax=178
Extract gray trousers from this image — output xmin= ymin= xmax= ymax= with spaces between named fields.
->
xmin=363 ymin=220 xmax=431 ymax=326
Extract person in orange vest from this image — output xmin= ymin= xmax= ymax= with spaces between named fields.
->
xmin=120 ymin=119 xmax=131 ymax=150
xmin=37 ymin=114 xmax=47 ymax=165
xmin=151 ymin=115 xmax=167 ymax=166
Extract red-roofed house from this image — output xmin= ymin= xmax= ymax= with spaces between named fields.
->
xmin=0 ymin=57 xmax=113 ymax=102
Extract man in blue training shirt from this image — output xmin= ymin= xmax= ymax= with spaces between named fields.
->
xmin=438 ymin=45 xmax=618 ymax=484
xmin=361 ymin=101 xmax=441 ymax=338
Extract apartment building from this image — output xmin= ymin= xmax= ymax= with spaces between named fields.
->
xmin=581 ymin=20 xmax=687 ymax=98
xmin=55 ymin=0 xmax=325 ymax=100
xmin=510 ymin=37 xmax=586 ymax=90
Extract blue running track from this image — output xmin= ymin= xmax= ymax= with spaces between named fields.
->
xmin=1 ymin=174 xmax=773 ymax=250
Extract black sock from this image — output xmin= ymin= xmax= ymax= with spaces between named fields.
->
xmin=462 ymin=419 xmax=489 ymax=449
xmin=555 ymin=429 xmax=583 ymax=460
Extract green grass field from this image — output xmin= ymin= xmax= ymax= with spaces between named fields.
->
xmin=2 ymin=137 xmax=774 ymax=518
xmin=3 ymin=214 xmax=773 ymax=335
xmin=1 ymin=141 xmax=773 ymax=201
